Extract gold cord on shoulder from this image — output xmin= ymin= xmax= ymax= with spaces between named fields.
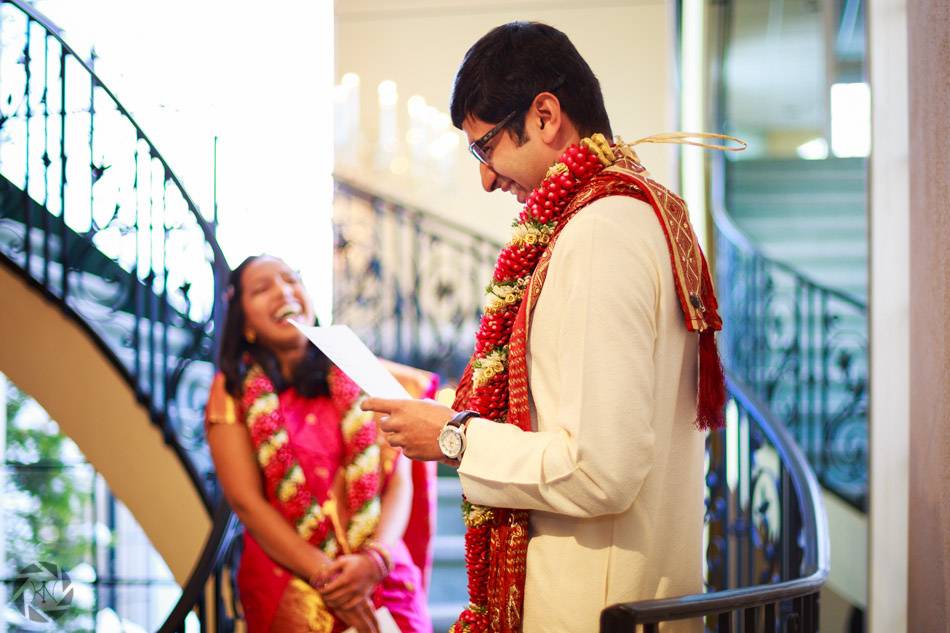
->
xmin=626 ymin=131 xmax=747 ymax=153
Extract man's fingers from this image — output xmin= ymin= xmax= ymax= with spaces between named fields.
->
xmin=384 ymin=432 xmax=404 ymax=448
xmin=361 ymin=398 xmax=402 ymax=414
xmin=377 ymin=414 xmax=396 ymax=432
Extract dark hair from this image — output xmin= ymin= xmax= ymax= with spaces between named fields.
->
xmin=218 ymin=255 xmax=331 ymax=399
xmin=450 ymin=22 xmax=612 ymax=141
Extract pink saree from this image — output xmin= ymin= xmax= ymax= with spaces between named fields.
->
xmin=208 ymin=366 xmax=437 ymax=633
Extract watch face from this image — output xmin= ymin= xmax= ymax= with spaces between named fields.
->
xmin=439 ymin=427 xmax=463 ymax=459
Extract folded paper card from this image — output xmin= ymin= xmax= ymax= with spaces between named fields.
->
xmin=291 ymin=323 xmax=411 ymax=400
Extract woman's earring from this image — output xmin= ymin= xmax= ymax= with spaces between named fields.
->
xmin=245 ymin=330 xmax=256 ymax=344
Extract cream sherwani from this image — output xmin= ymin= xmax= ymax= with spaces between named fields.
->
xmin=458 ymin=195 xmax=705 ymax=633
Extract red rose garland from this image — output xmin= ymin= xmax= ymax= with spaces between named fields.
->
xmin=451 ymin=138 xmax=612 ymax=632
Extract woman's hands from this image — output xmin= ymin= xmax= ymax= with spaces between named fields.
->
xmin=318 ymin=553 xmax=386 ymax=629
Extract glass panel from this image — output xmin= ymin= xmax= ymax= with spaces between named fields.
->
xmin=2 ymin=375 xmax=180 ymax=631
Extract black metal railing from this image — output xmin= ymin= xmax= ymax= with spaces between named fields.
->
xmin=711 ymin=157 xmax=868 ymax=511
xmin=173 ymin=374 xmax=830 ymax=633
xmin=158 ymin=501 xmax=244 ymax=633
xmin=161 ymin=177 xmax=506 ymax=631
xmin=333 ymin=176 xmax=502 ymax=381
xmin=601 ymin=374 xmax=829 ymax=632
xmin=170 ymin=178 xmax=829 ymax=633
xmin=0 ymin=0 xmax=229 ymax=507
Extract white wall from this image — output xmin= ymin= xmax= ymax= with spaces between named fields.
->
xmin=30 ymin=0 xmax=337 ymax=321
xmin=868 ymin=0 xmax=910 ymax=631
xmin=335 ymin=0 xmax=676 ymax=243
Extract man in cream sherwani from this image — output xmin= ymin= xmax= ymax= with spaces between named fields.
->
xmin=363 ymin=22 xmax=710 ymax=633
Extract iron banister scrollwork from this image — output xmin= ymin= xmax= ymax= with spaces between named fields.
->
xmin=600 ymin=374 xmax=829 ymax=632
xmin=1 ymin=0 xmax=224 ymax=254
xmin=158 ymin=502 xmax=243 ymax=633
xmin=0 ymin=0 xmax=230 ymax=511
xmin=710 ymin=153 xmax=868 ymax=512
xmin=333 ymin=174 xmax=503 ymax=380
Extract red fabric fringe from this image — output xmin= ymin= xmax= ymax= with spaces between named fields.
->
xmin=696 ymin=329 xmax=726 ymax=431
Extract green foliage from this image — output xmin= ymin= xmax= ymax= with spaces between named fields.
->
xmin=4 ymin=378 xmax=96 ymax=631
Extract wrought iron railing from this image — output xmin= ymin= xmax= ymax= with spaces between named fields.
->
xmin=161 ymin=178 xmax=506 ymax=632
xmin=169 ymin=178 xmax=829 ymax=633
xmin=601 ymin=374 xmax=829 ymax=632
xmin=170 ymin=374 xmax=830 ymax=633
xmin=333 ymin=176 xmax=502 ymax=381
xmin=158 ymin=501 xmax=244 ymax=633
xmin=711 ymin=157 xmax=868 ymax=511
xmin=0 ymin=0 xmax=229 ymax=508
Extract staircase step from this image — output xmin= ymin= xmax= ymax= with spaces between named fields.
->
xmin=433 ymin=535 xmax=465 ymax=562
xmin=728 ymin=197 xmax=866 ymax=220
xmin=430 ymin=477 xmax=468 ymax=612
xmin=429 ymin=602 xmax=467 ymax=633
xmin=728 ymin=157 xmax=866 ymax=177
xmin=429 ymin=563 xmax=468 ymax=611
xmin=735 ymin=214 xmax=866 ymax=237
xmin=436 ymin=476 xmax=465 ymax=536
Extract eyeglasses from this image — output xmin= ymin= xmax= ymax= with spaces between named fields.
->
xmin=468 ymin=109 xmax=521 ymax=166
xmin=468 ymin=77 xmax=566 ymax=166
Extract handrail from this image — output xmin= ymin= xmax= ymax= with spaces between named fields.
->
xmin=158 ymin=502 xmax=241 ymax=633
xmin=709 ymin=149 xmax=868 ymax=511
xmin=334 ymin=175 xmax=505 ymax=251
xmin=600 ymin=373 xmax=829 ymax=630
xmin=333 ymin=175 xmax=502 ymax=379
xmin=1 ymin=5 xmax=232 ymax=629
xmin=3 ymin=0 xmax=225 ymax=259
xmin=0 ymin=0 xmax=232 ymax=513
xmin=709 ymin=152 xmax=865 ymax=311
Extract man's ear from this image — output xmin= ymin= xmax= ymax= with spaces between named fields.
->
xmin=531 ymin=92 xmax=562 ymax=145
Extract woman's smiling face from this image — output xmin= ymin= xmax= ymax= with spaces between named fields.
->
xmin=239 ymin=256 xmax=314 ymax=352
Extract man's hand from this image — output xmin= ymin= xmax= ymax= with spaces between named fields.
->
xmin=361 ymin=398 xmax=456 ymax=461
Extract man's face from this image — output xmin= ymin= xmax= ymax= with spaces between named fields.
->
xmin=462 ymin=115 xmax=553 ymax=205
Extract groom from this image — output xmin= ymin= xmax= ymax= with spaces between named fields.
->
xmin=363 ymin=22 xmax=723 ymax=633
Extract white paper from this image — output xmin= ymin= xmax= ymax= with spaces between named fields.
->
xmin=341 ymin=606 xmax=400 ymax=633
xmin=291 ymin=323 xmax=411 ymax=399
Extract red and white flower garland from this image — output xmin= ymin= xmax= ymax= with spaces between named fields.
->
xmin=241 ymin=364 xmax=381 ymax=556
xmin=453 ymin=135 xmax=615 ymax=632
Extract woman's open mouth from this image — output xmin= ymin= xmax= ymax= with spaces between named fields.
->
xmin=273 ymin=302 xmax=304 ymax=323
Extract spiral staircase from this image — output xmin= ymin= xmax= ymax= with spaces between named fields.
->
xmin=1 ymin=2 xmax=829 ymax=631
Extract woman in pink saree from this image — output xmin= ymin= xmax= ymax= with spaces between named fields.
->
xmin=205 ymin=255 xmax=435 ymax=633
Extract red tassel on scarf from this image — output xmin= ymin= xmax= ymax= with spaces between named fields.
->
xmin=696 ymin=329 xmax=726 ymax=431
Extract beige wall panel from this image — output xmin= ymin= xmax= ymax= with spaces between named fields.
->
xmin=0 ymin=265 xmax=211 ymax=584
xmin=907 ymin=0 xmax=950 ymax=629
xmin=336 ymin=0 xmax=675 ymax=242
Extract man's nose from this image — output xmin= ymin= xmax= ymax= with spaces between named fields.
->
xmin=479 ymin=162 xmax=498 ymax=193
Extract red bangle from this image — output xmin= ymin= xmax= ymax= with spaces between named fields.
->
xmin=308 ymin=567 xmax=328 ymax=590
xmin=364 ymin=540 xmax=393 ymax=574
xmin=362 ymin=549 xmax=388 ymax=581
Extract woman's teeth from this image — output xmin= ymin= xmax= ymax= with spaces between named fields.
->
xmin=274 ymin=304 xmax=302 ymax=321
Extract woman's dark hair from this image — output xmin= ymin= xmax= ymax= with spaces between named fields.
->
xmin=218 ymin=255 xmax=331 ymax=399
xmin=450 ymin=22 xmax=612 ymax=141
